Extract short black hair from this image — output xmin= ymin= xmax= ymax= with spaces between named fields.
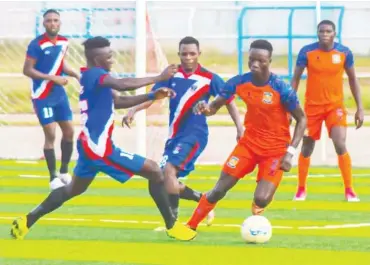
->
xmin=250 ymin=39 xmax=273 ymax=55
xmin=43 ymin=9 xmax=60 ymax=17
xmin=318 ymin=20 xmax=336 ymax=31
xmin=82 ymin=36 xmax=110 ymax=57
xmin=179 ymin=36 xmax=199 ymax=49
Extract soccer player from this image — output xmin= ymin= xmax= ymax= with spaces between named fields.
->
xmin=186 ymin=40 xmax=307 ymax=231
xmin=11 ymin=36 xmax=197 ymax=241
xmin=23 ymin=9 xmax=79 ymax=190
xmin=122 ymin=36 xmax=244 ymax=225
xmin=292 ymin=20 xmax=364 ymax=202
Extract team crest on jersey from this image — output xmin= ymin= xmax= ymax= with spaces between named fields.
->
xmin=332 ymin=54 xmax=341 ymax=64
xmin=262 ymin=92 xmax=273 ymax=104
xmin=173 ymin=144 xmax=182 ymax=154
xmin=227 ymin=156 xmax=239 ymax=168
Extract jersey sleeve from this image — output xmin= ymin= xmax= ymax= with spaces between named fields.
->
xmin=210 ymin=74 xmax=235 ymax=104
xmin=26 ymin=40 xmax=42 ymax=60
xmin=96 ymin=68 xmax=110 ymax=88
xmin=278 ymin=80 xmax=300 ymax=112
xmin=296 ymin=47 xmax=308 ymax=68
xmin=151 ymin=79 xmax=170 ymax=92
xmin=344 ymin=49 xmax=354 ymax=69
xmin=219 ymin=75 xmax=240 ymax=101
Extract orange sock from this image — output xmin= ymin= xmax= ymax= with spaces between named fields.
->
xmin=187 ymin=194 xmax=216 ymax=230
xmin=338 ymin=152 xmax=352 ymax=189
xmin=298 ymin=153 xmax=310 ymax=188
xmin=251 ymin=201 xmax=265 ymax=215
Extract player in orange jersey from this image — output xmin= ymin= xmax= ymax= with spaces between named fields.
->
xmin=186 ymin=40 xmax=307 ymax=231
xmin=292 ymin=20 xmax=364 ymax=202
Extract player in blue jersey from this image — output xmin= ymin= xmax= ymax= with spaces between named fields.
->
xmin=11 ymin=36 xmax=197 ymax=241
xmin=122 ymin=36 xmax=244 ymax=227
xmin=23 ymin=9 xmax=79 ymax=190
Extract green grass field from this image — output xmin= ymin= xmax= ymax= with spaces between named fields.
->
xmin=1 ymin=159 xmax=370 ymax=265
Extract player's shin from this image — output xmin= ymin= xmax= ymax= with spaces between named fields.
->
xmin=60 ymin=140 xmax=73 ymax=174
xmin=187 ymin=194 xmax=216 ymax=230
xmin=148 ymin=181 xmax=176 ymax=229
xmin=26 ymin=186 xmax=72 ymax=228
xmin=44 ymin=148 xmax=57 ymax=181
xmin=179 ymin=184 xmax=202 ymax=202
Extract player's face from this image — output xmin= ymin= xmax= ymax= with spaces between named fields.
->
xmin=318 ymin=24 xmax=335 ymax=44
xmin=178 ymin=44 xmax=200 ymax=71
xmin=43 ymin=13 xmax=61 ymax=37
xmin=248 ymin=48 xmax=271 ymax=75
xmin=95 ymin=47 xmax=114 ymax=71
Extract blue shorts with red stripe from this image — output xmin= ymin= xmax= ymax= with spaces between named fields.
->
xmin=159 ymin=134 xmax=207 ymax=178
xmin=74 ymin=139 xmax=145 ymax=183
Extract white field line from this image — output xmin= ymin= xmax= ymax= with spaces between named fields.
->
xmin=1 ymin=216 xmax=369 ymax=230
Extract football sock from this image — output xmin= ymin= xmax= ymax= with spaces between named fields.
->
xmin=187 ymin=194 xmax=216 ymax=230
xmin=338 ymin=152 xmax=352 ymax=189
xmin=180 ymin=185 xmax=202 ymax=202
xmin=251 ymin=201 xmax=265 ymax=215
xmin=27 ymin=186 xmax=71 ymax=228
xmin=168 ymin=194 xmax=180 ymax=219
xmin=44 ymin=149 xmax=57 ymax=181
xmin=60 ymin=140 xmax=73 ymax=174
xmin=298 ymin=153 xmax=310 ymax=188
xmin=148 ymin=181 xmax=176 ymax=229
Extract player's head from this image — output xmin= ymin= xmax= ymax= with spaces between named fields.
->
xmin=248 ymin=39 xmax=273 ymax=75
xmin=178 ymin=36 xmax=201 ymax=71
xmin=317 ymin=20 xmax=336 ymax=45
xmin=43 ymin=9 xmax=61 ymax=37
xmin=82 ymin=36 xmax=113 ymax=70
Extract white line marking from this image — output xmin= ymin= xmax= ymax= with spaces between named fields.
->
xmin=1 ymin=216 xmax=368 ymax=230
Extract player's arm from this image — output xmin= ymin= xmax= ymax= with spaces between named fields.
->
xmin=291 ymin=47 xmax=307 ymax=91
xmin=225 ymin=99 xmax=244 ymax=140
xmin=101 ymin=64 xmax=177 ymax=92
xmin=113 ymin=88 xmax=175 ymax=110
xmin=288 ymin=106 xmax=307 ymax=149
xmin=344 ymin=50 xmax=364 ymax=129
xmin=63 ymin=61 xmax=80 ymax=81
xmin=194 ymin=96 xmax=229 ymax=116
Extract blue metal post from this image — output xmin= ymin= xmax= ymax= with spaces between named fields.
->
xmin=287 ymin=9 xmax=295 ymax=81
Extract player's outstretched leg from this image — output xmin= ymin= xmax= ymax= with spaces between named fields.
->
xmin=163 ymin=163 xmax=181 ymax=219
xmin=187 ymin=172 xmax=238 ymax=231
xmin=42 ymin=123 xmax=64 ymax=190
xmin=294 ymin=136 xmax=315 ymax=201
xmin=138 ymin=159 xmax=196 ymax=241
xmin=179 ymin=182 xmax=215 ymax=226
xmin=330 ymin=126 xmax=359 ymax=202
xmin=10 ymin=176 xmax=93 ymax=240
xmin=58 ymin=121 xmax=74 ymax=185
xmin=252 ymin=180 xmax=278 ymax=215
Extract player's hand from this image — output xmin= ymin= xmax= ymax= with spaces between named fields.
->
xmin=355 ymin=108 xmax=364 ymax=129
xmin=158 ymin=64 xmax=178 ymax=81
xmin=122 ymin=109 xmax=135 ymax=129
xmin=153 ymin=87 xmax=176 ymax=100
xmin=51 ymin=76 xmax=68 ymax=86
xmin=236 ymin=127 xmax=244 ymax=142
xmin=280 ymin=153 xmax=293 ymax=172
xmin=193 ymin=100 xmax=211 ymax=115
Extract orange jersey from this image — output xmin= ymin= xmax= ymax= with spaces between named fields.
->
xmin=296 ymin=42 xmax=354 ymax=106
xmin=220 ymin=73 xmax=300 ymax=156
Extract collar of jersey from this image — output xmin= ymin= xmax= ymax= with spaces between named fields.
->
xmin=178 ymin=64 xmax=201 ymax=78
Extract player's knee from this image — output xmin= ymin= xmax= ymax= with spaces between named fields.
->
xmin=147 ymin=160 xmax=164 ymax=183
xmin=333 ymin=141 xmax=347 ymax=155
xmin=44 ymin=134 xmax=56 ymax=148
xmin=254 ymin=193 xmax=272 ymax=209
xmin=301 ymin=137 xmax=315 ymax=157
xmin=62 ymin=126 xmax=74 ymax=141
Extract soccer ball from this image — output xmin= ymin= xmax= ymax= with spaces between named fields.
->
xmin=241 ymin=215 xmax=272 ymax=243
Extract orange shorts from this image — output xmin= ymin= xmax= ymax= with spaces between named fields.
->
xmin=222 ymin=143 xmax=284 ymax=187
xmin=305 ymin=104 xmax=347 ymax=140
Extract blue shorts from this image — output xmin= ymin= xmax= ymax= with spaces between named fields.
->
xmin=159 ymin=134 xmax=207 ymax=178
xmin=33 ymin=97 xmax=72 ymax=126
xmin=74 ymin=140 xmax=146 ymax=183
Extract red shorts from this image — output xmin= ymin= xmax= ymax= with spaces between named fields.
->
xmin=222 ymin=143 xmax=285 ymax=187
xmin=305 ymin=104 xmax=347 ymax=140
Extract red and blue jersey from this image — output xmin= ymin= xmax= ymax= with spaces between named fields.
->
xmin=152 ymin=64 xmax=233 ymax=139
xmin=78 ymin=67 xmax=114 ymax=158
xmin=26 ymin=34 xmax=68 ymax=100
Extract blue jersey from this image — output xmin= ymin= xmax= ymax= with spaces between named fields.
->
xmin=26 ymin=34 xmax=69 ymax=100
xmin=152 ymin=64 xmax=233 ymax=139
xmin=78 ymin=67 xmax=114 ymax=158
